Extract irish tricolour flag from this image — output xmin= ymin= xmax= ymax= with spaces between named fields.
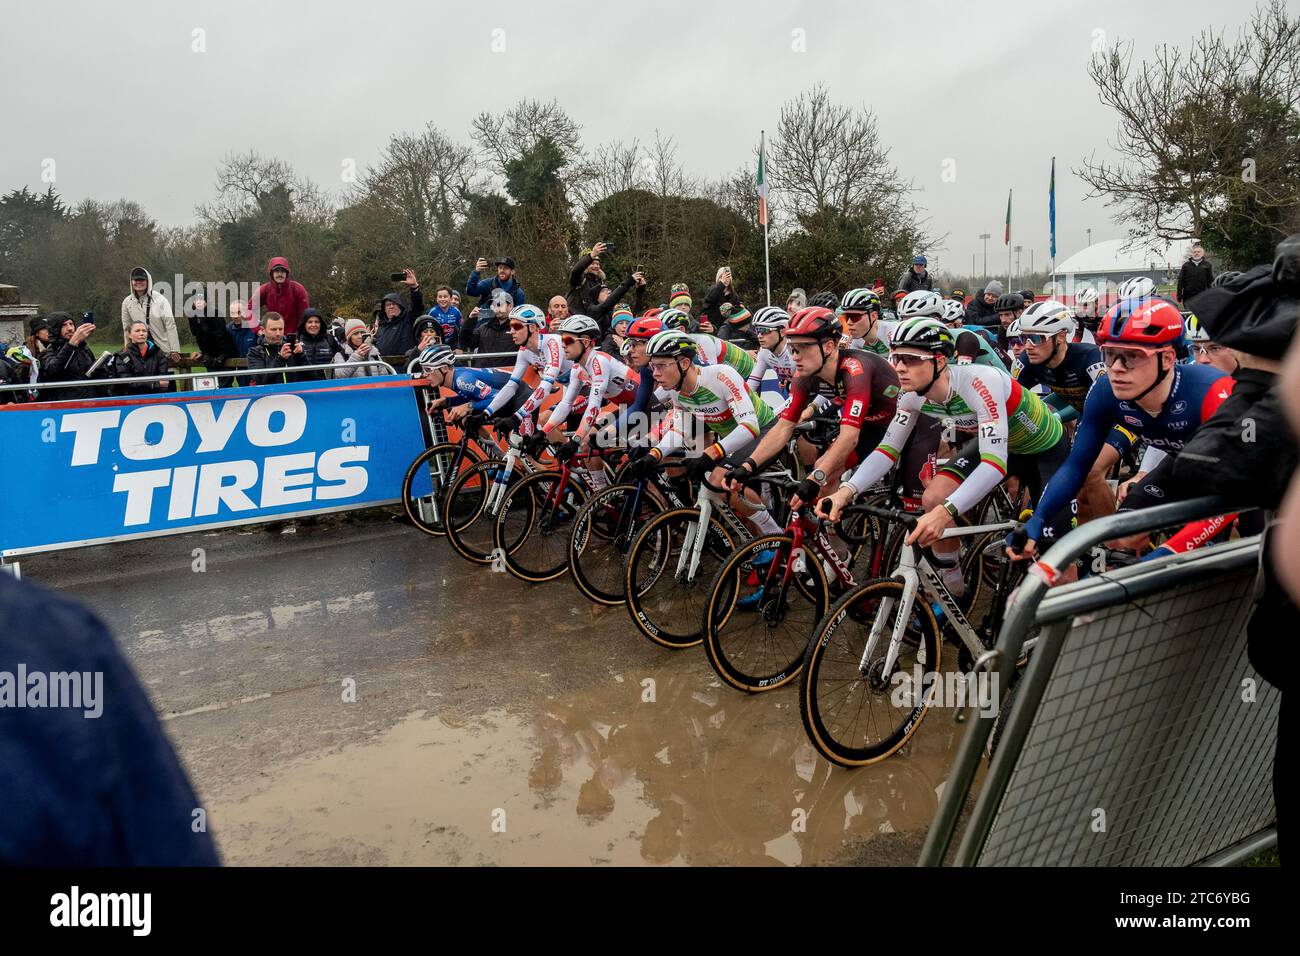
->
xmin=757 ymin=132 xmax=769 ymax=226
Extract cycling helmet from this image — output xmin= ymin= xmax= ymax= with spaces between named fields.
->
xmin=557 ymin=315 xmax=601 ymax=339
xmin=786 ymin=306 xmax=841 ymax=340
xmin=994 ymin=292 xmax=1026 ymax=313
xmin=1118 ymin=276 xmax=1156 ymax=300
xmin=627 ymin=316 xmax=662 ymax=340
xmin=939 ymin=298 xmax=966 ymax=326
xmin=646 ymin=330 xmax=698 ymax=359
xmin=509 ymin=303 xmax=546 ymax=327
xmin=658 ymin=307 xmax=694 ymax=331
xmin=890 ymin=317 xmax=955 ymax=356
xmin=809 ymin=290 xmax=839 ymax=310
xmin=1097 ymin=298 xmax=1185 ymax=347
xmin=839 ymin=288 xmax=881 ymax=314
xmin=620 ymin=337 xmax=636 ymax=358
xmin=1019 ymin=290 xmax=1036 ymax=305
xmin=418 ymin=344 xmax=456 ymax=371
xmin=752 ymin=306 xmax=791 ymax=332
xmin=1074 ymin=286 xmax=1099 ymax=309
xmin=1186 ymin=313 xmax=1211 ymax=343
xmin=1016 ymin=300 xmax=1075 ymax=336
xmin=1211 ymin=270 xmax=1243 ymax=288
xmin=898 ymin=289 xmax=946 ymax=320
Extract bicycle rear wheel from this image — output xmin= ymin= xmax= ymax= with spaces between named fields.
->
xmin=400 ymin=442 xmax=484 ymax=536
xmin=569 ymin=483 xmax=665 ymax=605
xmin=799 ymin=578 xmax=941 ymax=767
xmin=495 ymin=470 xmax=587 ymax=582
xmin=624 ymin=507 xmax=738 ymax=649
xmin=703 ymin=534 xmax=829 ymax=693
xmin=444 ymin=459 xmax=523 ymax=564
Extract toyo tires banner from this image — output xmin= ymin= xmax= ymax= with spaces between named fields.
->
xmin=0 ymin=376 xmax=429 ymax=556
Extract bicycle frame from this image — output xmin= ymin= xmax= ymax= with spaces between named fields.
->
xmin=675 ymin=471 xmax=787 ymax=585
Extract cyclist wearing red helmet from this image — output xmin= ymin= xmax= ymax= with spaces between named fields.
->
xmin=725 ymin=306 xmax=899 ymax=508
xmin=1011 ymin=297 xmax=1236 ymax=561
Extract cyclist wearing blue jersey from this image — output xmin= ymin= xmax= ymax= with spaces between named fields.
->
xmin=417 ymin=344 xmax=529 ymax=427
xmin=1009 ymin=298 xmax=1236 ymax=565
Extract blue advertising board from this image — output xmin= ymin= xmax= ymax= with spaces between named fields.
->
xmin=0 ymin=376 xmax=429 ymax=556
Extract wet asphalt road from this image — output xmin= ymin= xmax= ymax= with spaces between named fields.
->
xmin=19 ymin=511 xmax=969 ymax=866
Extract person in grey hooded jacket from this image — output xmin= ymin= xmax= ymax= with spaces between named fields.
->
xmin=120 ymin=266 xmax=180 ymax=359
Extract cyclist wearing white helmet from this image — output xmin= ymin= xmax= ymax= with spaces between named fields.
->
xmin=1073 ymin=286 xmax=1101 ymax=336
xmin=746 ymin=306 xmax=797 ymax=408
xmin=539 ymin=315 xmax=642 ymax=462
xmin=418 ymin=343 xmax=522 ymax=425
xmin=838 ymin=288 xmax=896 ymax=355
xmin=478 ymin=302 xmax=573 ymax=424
xmin=1118 ymin=276 xmax=1157 ymax=301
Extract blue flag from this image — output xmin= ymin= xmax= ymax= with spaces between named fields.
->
xmin=1049 ymin=156 xmax=1057 ymax=261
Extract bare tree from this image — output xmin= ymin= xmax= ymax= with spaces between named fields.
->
xmin=768 ymin=85 xmax=910 ymax=229
xmin=355 ymin=123 xmax=481 ymax=241
xmin=572 ymin=139 xmax=643 ymax=212
xmin=1077 ymin=0 xmax=1300 ymax=251
xmin=197 ymin=151 xmax=334 ymax=226
xmin=472 ymin=98 xmax=590 ymax=183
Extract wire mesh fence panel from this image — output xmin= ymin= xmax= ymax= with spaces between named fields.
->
xmin=978 ymin=563 xmax=1278 ymax=866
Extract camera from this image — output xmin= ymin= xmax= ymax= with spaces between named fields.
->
xmin=390 ymin=271 xmax=407 ymax=283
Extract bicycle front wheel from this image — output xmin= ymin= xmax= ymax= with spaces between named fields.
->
xmin=799 ymin=578 xmax=940 ymax=767
xmin=624 ymin=507 xmax=738 ymax=649
xmin=445 ymin=459 xmax=521 ymax=564
xmin=569 ymin=483 xmax=665 ymax=605
xmin=400 ymin=442 xmax=484 ymax=536
xmin=494 ymin=470 xmax=587 ymax=583
xmin=702 ymin=534 xmax=828 ymax=693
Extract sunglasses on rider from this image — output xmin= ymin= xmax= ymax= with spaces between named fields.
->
xmin=1099 ymin=346 xmax=1158 ymax=370
xmin=887 ymin=352 xmax=933 ymax=368
xmin=1009 ymin=333 xmax=1050 ymax=348
xmin=560 ymin=335 xmax=581 ymax=346
xmin=1193 ymin=344 xmax=1227 ymax=356
xmin=509 ymin=321 xmax=530 ymax=332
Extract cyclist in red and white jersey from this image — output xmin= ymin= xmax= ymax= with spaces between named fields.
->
xmin=539 ymin=315 xmax=642 ymax=462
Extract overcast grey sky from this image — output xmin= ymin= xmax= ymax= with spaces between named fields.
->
xmin=0 ymin=0 xmax=1273 ymax=277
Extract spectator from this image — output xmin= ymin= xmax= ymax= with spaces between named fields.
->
xmin=898 ymin=255 xmax=933 ymax=293
xmin=225 ymin=300 xmax=257 ymax=359
xmin=187 ymin=297 xmax=238 ymax=387
xmin=1177 ymin=243 xmax=1214 ymax=305
xmin=567 ymin=241 xmax=609 ymax=316
xmin=38 ymin=312 xmax=100 ymax=400
xmin=114 ymin=319 xmax=171 ymax=395
xmin=590 ymin=270 xmax=647 ymax=334
xmin=1 ymin=345 xmax=35 ymax=403
xmin=949 ymin=287 xmax=967 ymax=304
xmin=466 ymin=255 xmax=525 ymax=320
xmin=1019 ymin=289 xmax=1037 ymax=307
xmin=25 ymin=315 xmax=49 ymax=364
xmin=120 ymin=267 xmax=180 ymax=363
xmin=373 ymin=269 xmax=425 ymax=358
xmin=295 ymin=308 xmax=338 ymax=381
xmin=786 ymin=288 xmax=808 ymax=312
xmin=600 ymin=307 xmax=633 ymax=356
xmin=965 ymin=280 xmax=1003 ymax=327
xmin=462 ymin=289 xmax=515 ymax=361
xmin=426 ymin=286 xmax=463 ymax=348
xmin=245 ymin=312 xmax=304 ymax=385
xmin=670 ymin=283 xmax=708 ymax=331
xmin=702 ymin=266 xmax=744 ymax=329
xmin=872 ymin=279 xmax=887 ymax=296
xmin=332 ymin=319 xmax=383 ymax=379
xmin=547 ymin=294 xmax=570 ymax=328
xmin=0 ymin=572 xmax=221 ymax=865
xmin=405 ymin=314 xmax=442 ymax=370
xmin=251 ymin=256 xmax=310 ymax=334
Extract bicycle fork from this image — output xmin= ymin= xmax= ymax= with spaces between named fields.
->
xmin=675 ymin=489 xmax=716 ymax=585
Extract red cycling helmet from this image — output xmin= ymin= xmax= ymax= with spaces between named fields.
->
xmin=786 ymin=306 xmax=840 ymax=340
xmin=641 ymin=306 xmax=663 ymax=321
xmin=627 ymin=316 xmax=662 ymax=340
xmin=1096 ymin=298 xmax=1184 ymax=347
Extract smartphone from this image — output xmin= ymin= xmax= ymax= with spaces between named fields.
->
xmin=285 ymin=334 xmax=297 ymax=346
xmin=390 ymin=272 xmax=407 ymax=282
xmin=81 ymin=311 xmax=95 ymax=324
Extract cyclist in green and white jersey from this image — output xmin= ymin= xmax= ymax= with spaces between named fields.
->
xmin=838 ymin=287 xmax=897 ymax=355
xmin=659 ymin=307 xmax=756 ymax=379
xmin=823 ymin=318 xmax=1078 ymax=595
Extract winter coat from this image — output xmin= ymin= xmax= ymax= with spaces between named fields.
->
xmin=245 ymin=337 xmax=305 ymax=385
xmin=114 ymin=341 xmax=172 ymax=395
xmin=38 ymin=335 xmax=100 ymax=400
xmin=373 ymin=288 xmax=425 ymax=358
xmin=465 ymin=270 xmax=525 ymax=321
xmin=120 ymin=267 xmax=180 ymax=354
xmin=1177 ymin=257 xmax=1214 ymax=303
xmin=897 ymin=267 xmax=933 ymax=293
xmin=251 ymin=256 xmax=311 ymax=334
xmin=331 ymin=342 xmax=382 ymax=379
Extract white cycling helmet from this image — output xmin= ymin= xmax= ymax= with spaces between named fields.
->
xmin=939 ymin=298 xmax=966 ymax=326
xmin=1119 ymin=276 xmax=1156 ymax=300
xmin=752 ymin=305 xmax=791 ymax=332
xmin=897 ymin=289 xmax=946 ymax=319
xmin=1074 ymin=286 xmax=1099 ymax=309
xmin=509 ymin=303 xmax=546 ymax=327
xmin=1016 ymin=299 xmax=1076 ymax=336
xmin=556 ymin=315 xmax=601 ymax=339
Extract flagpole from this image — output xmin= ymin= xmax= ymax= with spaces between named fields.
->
xmin=761 ymin=130 xmax=772 ymax=306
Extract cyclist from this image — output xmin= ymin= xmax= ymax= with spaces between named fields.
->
xmin=939 ymin=296 xmax=1008 ymax=370
xmin=476 ymin=303 xmax=573 ymax=427
xmin=537 ymin=315 xmax=641 ymax=462
xmin=416 ymin=343 xmax=527 ymax=426
xmin=994 ymin=292 xmax=1027 ymax=359
xmin=1188 ymin=314 xmax=1240 ymax=374
xmin=1072 ymin=286 xmax=1102 ymax=340
xmin=822 ymin=317 xmax=1076 ymax=595
xmin=1007 ymin=297 xmax=1236 ymax=566
xmin=746 ymin=306 xmax=799 ymax=409
xmin=838 ymin=288 xmax=894 ymax=354
xmin=627 ymin=330 xmax=785 ymax=535
xmin=660 ymin=306 xmax=756 ymax=379
xmin=725 ymin=306 xmax=899 ymax=510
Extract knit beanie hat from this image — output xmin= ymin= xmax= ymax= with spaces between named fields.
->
xmin=669 ymin=283 xmax=692 ymax=310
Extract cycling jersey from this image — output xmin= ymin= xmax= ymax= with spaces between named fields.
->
xmin=846 ymin=364 xmax=1063 ymax=515
xmin=1025 ymin=362 xmax=1236 ymax=542
xmin=443 ymin=367 xmax=512 ymax=412
xmin=841 ymin=319 xmax=897 ymax=356
xmin=484 ymin=332 xmax=572 ymax=418
xmin=692 ymin=333 xmax=755 ymax=379
xmin=654 ymin=363 xmax=776 ymax=460
xmin=545 ymin=348 xmax=640 ymax=439
xmin=747 ymin=343 xmax=798 ymax=396
xmin=779 ymin=348 xmax=899 ymax=437
xmin=1011 ymin=341 xmax=1106 ymax=413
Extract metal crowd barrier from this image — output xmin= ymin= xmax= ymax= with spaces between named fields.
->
xmin=920 ymin=497 xmax=1278 ymax=867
